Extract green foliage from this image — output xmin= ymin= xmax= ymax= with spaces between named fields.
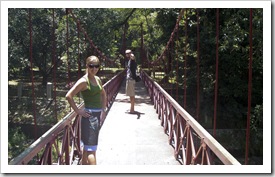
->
xmin=250 ymin=104 xmax=263 ymax=132
xmin=249 ymin=104 xmax=263 ymax=157
xmin=8 ymin=127 xmax=31 ymax=162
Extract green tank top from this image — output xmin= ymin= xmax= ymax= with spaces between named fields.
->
xmin=80 ymin=76 xmax=102 ymax=109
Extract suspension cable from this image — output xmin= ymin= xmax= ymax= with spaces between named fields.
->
xmin=28 ymin=9 xmax=38 ymax=139
xmin=245 ymin=8 xmax=253 ymax=165
xmin=52 ymin=9 xmax=57 ymax=122
xmin=170 ymin=38 xmax=174 ymax=97
xmin=196 ymin=9 xmax=200 ymax=122
xmin=77 ymin=23 xmax=81 ymax=80
xmin=184 ymin=9 xmax=188 ymax=109
xmin=213 ymin=8 xmax=219 ymax=138
xmin=151 ymin=8 xmax=185 ymax=67
xmin=175 ymin=25 xmax=179 ymax=102
xmin=77 ymin=22 xmax=81 ymax=104
xmin=67 ymin=8 xmax=117 ymax=67
xmin=66 ymin=9 xmax=71 ymax=88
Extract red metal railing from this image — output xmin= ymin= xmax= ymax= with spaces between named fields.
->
xmin=141 ymin=69 xmax=241 ymax=165
xmin=9 ymin=70 xmax=126 ymax=165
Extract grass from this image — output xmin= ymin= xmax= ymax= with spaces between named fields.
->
xmin=8 ymin=80 xmax=18 ymax=86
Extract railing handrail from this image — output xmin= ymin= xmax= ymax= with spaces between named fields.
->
xmin=9 ymin=109 xmax=80 ymax=165
xmin=141 ymin=69 xmax=241 ymax=165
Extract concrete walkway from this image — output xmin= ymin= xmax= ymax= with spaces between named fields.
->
xmin=97 ymin=79 xmax=180 ymax=165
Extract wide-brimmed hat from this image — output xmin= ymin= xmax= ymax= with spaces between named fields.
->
xmin=125 ymin=49 xmax=132 ymax=54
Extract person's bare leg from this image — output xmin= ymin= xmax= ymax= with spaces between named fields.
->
xmin=130 ymin=96 xmax=135 ymax=113
xmin=82 ymin=151 xmax=88 ymax=165
xmin=87 ymin=151 xmax=97 ymax=165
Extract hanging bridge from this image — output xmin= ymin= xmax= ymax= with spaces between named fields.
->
xmin=9 ymin=69 xmax=241 ymax=165
xmin=8 ymin=8 xmax=259 ymax=166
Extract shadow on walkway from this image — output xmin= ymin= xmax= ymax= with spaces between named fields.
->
xmin=125 ymin=110 xmax=145 ymax=119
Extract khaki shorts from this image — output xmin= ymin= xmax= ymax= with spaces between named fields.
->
xmin=126 ymin=79 xmax=135 ymax=96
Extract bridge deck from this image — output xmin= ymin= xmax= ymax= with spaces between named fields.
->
xmin=97 ymin=79 xmax=180 ymax=165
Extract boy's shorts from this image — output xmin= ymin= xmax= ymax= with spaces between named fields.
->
xmin=126 ymin=79 xmax=135 ymax=96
